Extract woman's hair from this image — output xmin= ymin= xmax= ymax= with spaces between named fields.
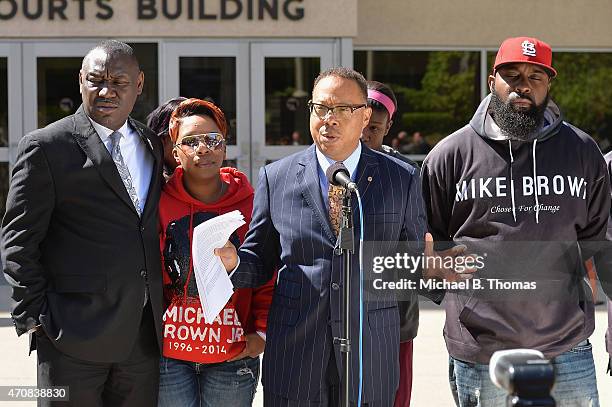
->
xmin=366 ymin=80 xmax=398 ymax=119
xmin=146 ymin=97 xmax=187 ymax=139
xmin=168 ymin=98 xmax=228 ymax=143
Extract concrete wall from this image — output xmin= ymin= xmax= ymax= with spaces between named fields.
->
xmin=1 ymin=0 xmax=610 ymax=48
xmin=356 ymin=0 xmax=612 ymax=48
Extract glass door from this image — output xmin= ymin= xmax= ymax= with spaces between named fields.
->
xmin=23 ymin=42 xmax=159 ymax=135
xmin=162 ymin=41 xmax=249 ymax=175
xmin=23 ymin=42 xmax=97 ymax=135
xmin=0 ymin=43 xmax=22 ymax=215
xmin=249 ymin=42 xmax=334 ymax=180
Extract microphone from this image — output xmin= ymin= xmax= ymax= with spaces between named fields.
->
xmin=489 ymin=349 xmax=555 ymax=406
xmin=326 ymin=162 xmax=358 ymax=192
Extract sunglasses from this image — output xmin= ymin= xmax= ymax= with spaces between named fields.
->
xmin=175 ymin=133 xmax=226 ymax=152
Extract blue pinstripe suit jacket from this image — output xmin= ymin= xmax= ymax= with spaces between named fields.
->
xmin=231 ymin=143 xmax=426 ymax=404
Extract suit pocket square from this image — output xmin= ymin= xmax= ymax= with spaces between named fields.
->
xmin=54 ymin=274 xmax=107 ymax=293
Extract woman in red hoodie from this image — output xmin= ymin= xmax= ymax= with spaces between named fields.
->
xmin=158 ymin=98 xmax=274 ymax=407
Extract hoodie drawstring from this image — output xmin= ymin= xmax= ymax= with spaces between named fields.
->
xmin=183 ymin=203 xmax=195 ymax=305
xmin=509 ymin=139 xmax=540 ymax=224
xmin=508 ymin=140 xmax=517 ymax=222
xmin=532 ymin=139 xmax=539 ymax=224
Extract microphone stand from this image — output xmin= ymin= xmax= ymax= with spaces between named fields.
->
xmin=334 ymin=188 xmax=355 ymax=407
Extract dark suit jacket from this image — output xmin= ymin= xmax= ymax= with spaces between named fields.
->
xmin=1 ymin=105 xmax=164 ymax=363
xmin=231 ymin=144 xmax=426 ymax=404
xmin=382 ymin=144 xmax=420 ymax=342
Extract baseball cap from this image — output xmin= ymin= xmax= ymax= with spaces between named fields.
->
xmin=493 ymin=37 xmax=557 ymax=77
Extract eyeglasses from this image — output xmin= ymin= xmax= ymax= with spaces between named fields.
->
xmin=174 ymin=133 xmax=225 ymax=152
xmin=307 ymin=101 xmax=367 ymax=120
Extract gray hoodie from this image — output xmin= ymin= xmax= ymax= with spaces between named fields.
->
xmin=606 ymin=300 xmax=612 ymax=375
xmin=594 ymin=151 xmax=612 ymax=374
xmin=604 ymin=154 xmax=612 ymax=364
xmin=606 ymin=300 xmax=612 ymax=376
xmin=422 ymin=95 xmax=611 ymax=363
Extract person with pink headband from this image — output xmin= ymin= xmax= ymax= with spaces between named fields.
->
xmin=363 ymin=80 xmax=419 ymax=407
xmin=363 ymin=81 xmax=397 ymax=151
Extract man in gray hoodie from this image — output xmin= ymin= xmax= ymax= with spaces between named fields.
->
xmin=594 ymin=151 xmax=612 ymax=379
xmin=422 ymin=37 xmax=611 ymax=406
xmin=604 ymin=153 xmax=612 ymax=379
xmin=606 ymin=300 xmax=612 ymax=376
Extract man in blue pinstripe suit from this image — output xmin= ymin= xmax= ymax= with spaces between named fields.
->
xmin=217 ymin=67 xmax=464 ymax=406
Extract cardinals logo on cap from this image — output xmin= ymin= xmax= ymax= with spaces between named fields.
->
xmin=521 ymin=40 xmax=537 ymax=57
xmin=494 ymin=37 xmax=557 ymax=77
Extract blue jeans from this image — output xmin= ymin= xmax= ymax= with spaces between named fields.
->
xmin=158 ymin=356 xmax=260 ymax=407
xmin=449 ymin=341 xmax=599 ymax=407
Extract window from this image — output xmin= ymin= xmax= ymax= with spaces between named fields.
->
xmin=0 ymin=57 xmax=7 ymax=148
xmin=179 ymin=57 xmax=237 ymax=145
xmin=550 ymin=52 xmax=612 ymax=153
xmin=355 ymin=50 xmax=481 ymax=157
xmin=0 ymin=58 xmax=8 ymax=215
xmin=264 ymin=57 xmax=319 ymax=146
xmin=130 ymin=43 xmax=159 ymax=125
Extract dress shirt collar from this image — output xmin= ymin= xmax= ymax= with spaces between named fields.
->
xmin=315 ymin=142 xmax=362 ymax=182
xmin=88 ymin=117 xmax=130 ymax=143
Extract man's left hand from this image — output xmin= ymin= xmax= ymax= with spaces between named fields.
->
xmin=227 ymin=333 xmax=266 ymax=361
xmin=423 ymin=232 xmax=478 ymax=282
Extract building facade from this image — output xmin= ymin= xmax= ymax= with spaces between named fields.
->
xmin=1 ymin=0 xmax=612 ymax=215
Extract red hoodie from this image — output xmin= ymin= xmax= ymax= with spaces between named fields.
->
xmin=159 ymin=166 xmax=274 ymax=363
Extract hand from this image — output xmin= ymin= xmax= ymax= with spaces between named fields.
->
xmin=214 ymin=241 xmax=238 ymax=273
xmin=423 ymin=233 xmax=477 ymax=282
xmin=27 ymin=324 xmax=44 ymax=337
xmin=227 ymin=333 xmax=266 ymax=361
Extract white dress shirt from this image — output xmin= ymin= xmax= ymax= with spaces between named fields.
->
xmin=89 ymin=118 xmax=154 ymax=214
xmin=316 ymin=141 xmax=361 ymax=206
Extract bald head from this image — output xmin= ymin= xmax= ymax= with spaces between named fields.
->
xmin=82 ymin=40 xmax=139 ymax=71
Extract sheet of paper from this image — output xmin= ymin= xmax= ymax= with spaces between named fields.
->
xmin=191 ymin=210 xmax=245 ymax=324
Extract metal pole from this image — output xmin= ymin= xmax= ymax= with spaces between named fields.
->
xmin=335 ymin=190 xmax=354 ymax=407
xmin=341 ymin=248 xmax=351 ymax=407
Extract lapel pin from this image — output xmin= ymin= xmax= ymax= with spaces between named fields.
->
xmin=367 ymin=176 xmax=373 ymax=182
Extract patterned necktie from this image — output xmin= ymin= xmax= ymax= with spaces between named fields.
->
xmin=110 ymin=131 xmax=148 ymax=306
xmin=109 ymin=131 xmax=142 ymax=217
xmin=328 ymin=182 xmax=344 ymax=236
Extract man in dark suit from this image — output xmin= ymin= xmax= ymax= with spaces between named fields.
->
xmin=2 ymin=40 xmax=163 ymax=406
xmin=216 ymin=67 xmax=470 ymax=406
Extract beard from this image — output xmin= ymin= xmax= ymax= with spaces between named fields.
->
xmin=490 ymin=89 xmax=549 ymax=141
